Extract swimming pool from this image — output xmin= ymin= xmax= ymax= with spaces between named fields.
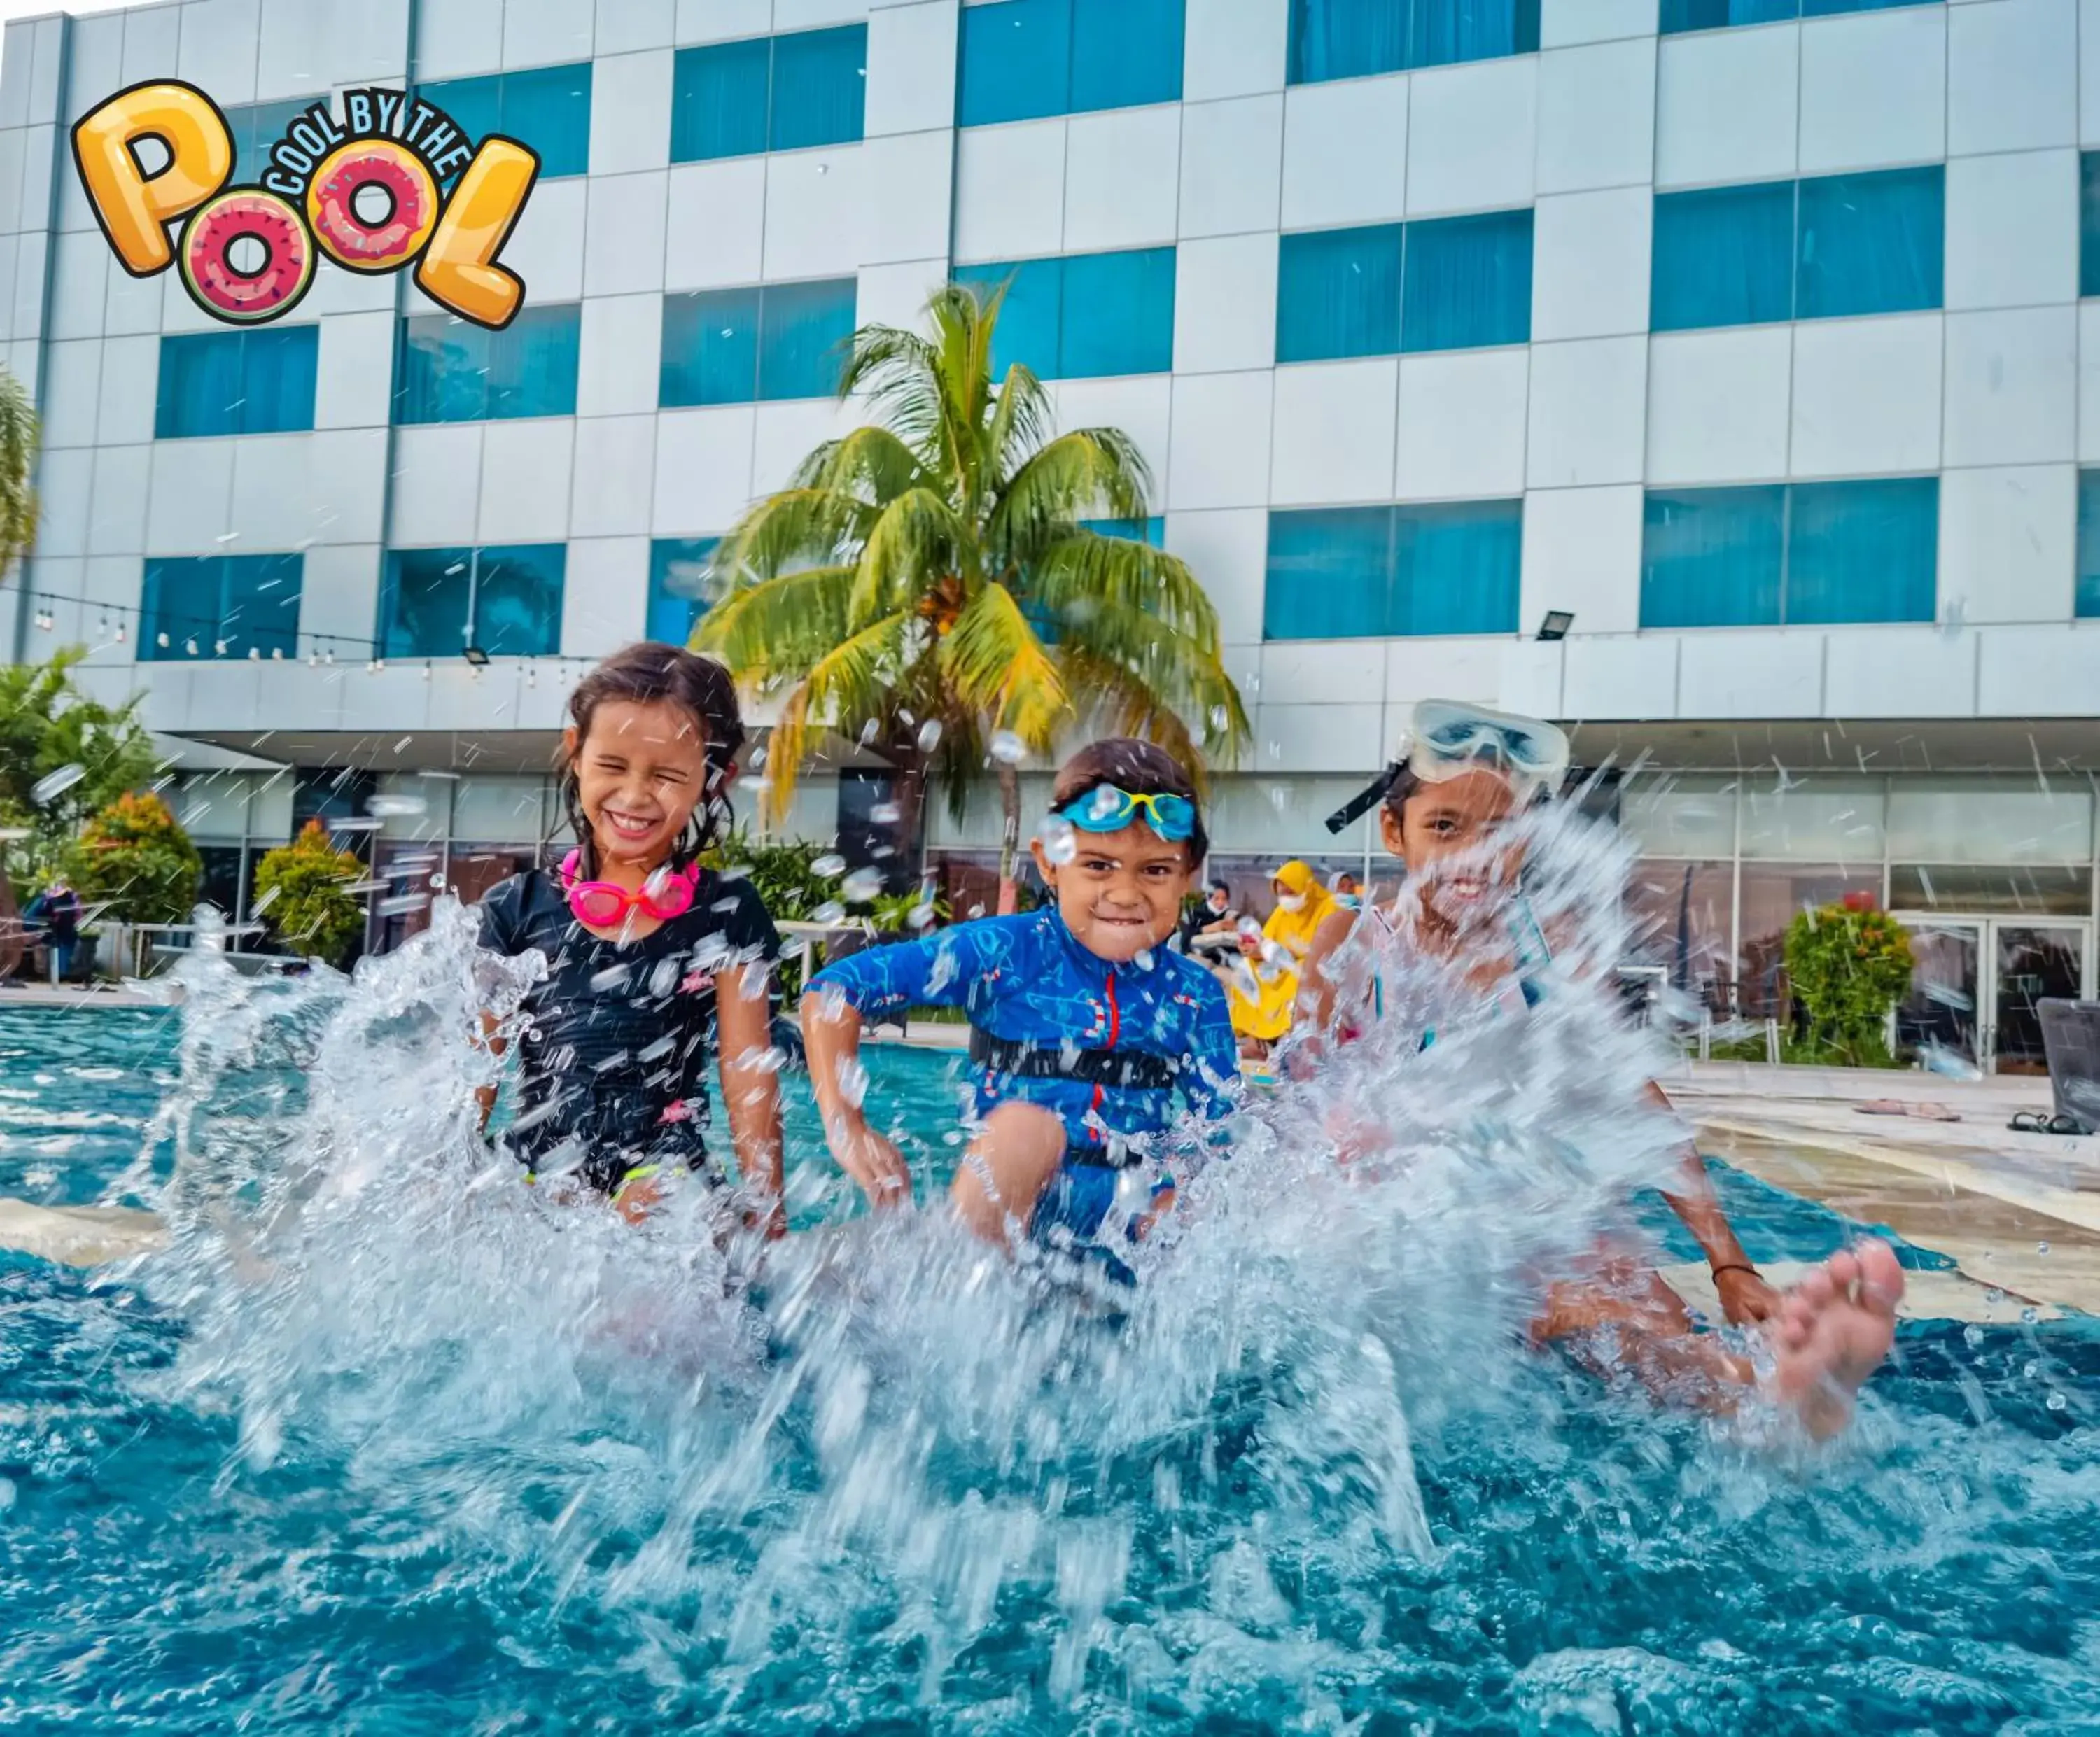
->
xmin=2 ymin=995 xmax=2096 ymax=1734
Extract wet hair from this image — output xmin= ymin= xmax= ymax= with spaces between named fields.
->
xmin=1050 ymin=736 xmax=1210 ymax=864
xmin=559 ymin=642 xmax=747 ymax=875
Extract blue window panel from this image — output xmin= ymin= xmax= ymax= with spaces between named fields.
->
xmin=955 ymin=259 xmax=1065 ymax=381
xmin=958 ymin=0 xmax=1072 ymax=126
xmin=1651 ymin=181 xmax=1795 ymax=332
xmin=419 ymin=74 xmax=503 ymax=162
xmin=1289 ymin=0 xmax=1410 ymax=83
xmin=1070 ymin=0 xmax=1183 ymax=114
xmin=1264 ymin=507 xmax=1395 ymax=639
xmin=1795 ymin=165 xmax=1942 ymax=321
xmin=1658 ymin=0 xmax=1795 ymax=31
xmin=1392 ymin=500 xmax=1522 ymax=635
xmin=671 ymin=36 xmax=773 ymax=161
xmin=1401 ymin=209 xmax=1532 ymax=352
xmin=420 ymin=66 xmax=591 ymax=177
xmin=1081 ymin=516 xmax=1166 ymax=545
xmin=769 ymin=27 xmax=868 ymax=151
xmin=1640 ymin=488 xmax=1786 ymax=628
xmin=395 ymin=305 xmax=580 ymax=423
xmin=1799 ymin=0 xmax=1938 ymax=15
xmin=648 ymin=538 xmax=721 ymax=645
xmin=141 ymin=554 xmax=302 ymax=660
xmin=1408 ymin=0 xmax=1540 ymax=70
xmin=2082 ymin=153 xmax=2100 ymax=299
xmin=756 ymin=278 xmax=857 ymax=400
xmin=227 ymin=98 xmax=310 ymax=183
xmin=155 ymin=326 xmax=318 ymax=437
xmin=661 ymin=286 xmax=762 ymax=407
xmin=2079 ymin=471 xmax=2100 ymax=617
xmin=1784 ymin=478 xmax=1936 ymax=624
xmin=381 ymin=544 xmax=566 ymax=659
xmin=1276 ymin=224 xmax=1404 ymax=363
xmin=1059 ymin=248 xmax=1175 ymax=377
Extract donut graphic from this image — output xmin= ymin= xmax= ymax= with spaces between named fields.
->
xmin=178 ymin=188 xmax=315 ymax=321
xmin=306 ymin=137 xmax=438 ymax=273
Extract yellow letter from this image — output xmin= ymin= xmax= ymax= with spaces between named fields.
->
xmin=71 ymin=80 xmax=233 ymax=276
xmin=415 ymin=136 xmax=539 ymax=330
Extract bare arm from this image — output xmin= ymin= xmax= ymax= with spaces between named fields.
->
xmin=1295 ymin=907 xmax=1362 ymax=1036
xmin=801 ymin=989 xmax=913 ymax=1207
xmin=475 ymin=1011 xmax=506 ymax=1131
xmin=1645 ymin=1078 xmax=1779 ymax=1323
xmin=713 ymin=962 xmax=786 ymax=1233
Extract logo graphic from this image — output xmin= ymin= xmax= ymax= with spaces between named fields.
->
xmin=72 ymin=81 xmax=540 ymax=330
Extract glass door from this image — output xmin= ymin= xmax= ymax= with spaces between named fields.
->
xmin=1988 ymin=922 xmax=2090 ymax=1076
xmin=1895 ymin=920 xmax=1983 ymax=1072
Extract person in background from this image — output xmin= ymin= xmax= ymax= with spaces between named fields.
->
xmin=1331 ymin=871 xmax=1364 ymax=912
xmin=1226 ymin=861 xmax=1335 ymax=1056
xmin=26 ymin=877 xmax=81 ymax=985
xmin=1177 ymin=878 xmax=1236 ymax=955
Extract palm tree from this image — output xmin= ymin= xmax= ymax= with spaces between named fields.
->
xmin=694 ymin=283 xmax=1250 ymax=909
xmin=1 ymin=363 xmax=40 ymax=660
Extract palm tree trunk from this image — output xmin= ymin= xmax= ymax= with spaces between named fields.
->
xmin=995 ymin=760 xmax=1021 ymax=915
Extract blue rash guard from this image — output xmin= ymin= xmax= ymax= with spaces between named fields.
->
xmin=808 ymin=909 xmax=1240 ymax=1252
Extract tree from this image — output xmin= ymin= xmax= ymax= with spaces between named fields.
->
xmin=0 ymin=648 xmax=160 ymax=895
xmin=1783 ymin=899 xmax=1914 ymax=1068
xmin=0 ymin=360 xmax=38 ymax=592
xmin=63 ymin=790 xmax=202 ymax=925
xmin=694 ymin=283 xmax=1250 ymax=910
xmin=251 ymin=820 xmax=366 ymax=968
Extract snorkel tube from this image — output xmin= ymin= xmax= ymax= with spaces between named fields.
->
xmin=1325 ymin=765 xmax=1401 ymax=836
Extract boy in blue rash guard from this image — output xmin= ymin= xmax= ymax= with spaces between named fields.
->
xmin=803 ymin=738 xmax=1239 ymax=1265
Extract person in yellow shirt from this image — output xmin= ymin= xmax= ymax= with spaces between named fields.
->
xmin=1227 ymin=859 xmax=1335 ymax=1053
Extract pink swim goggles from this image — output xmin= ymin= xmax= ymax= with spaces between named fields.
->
xmin=558 ymin=850 xmax=700 ymax=928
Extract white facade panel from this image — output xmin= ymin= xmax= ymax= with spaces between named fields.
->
xmin=1394 ymin=349 xmax=1529 ymax=501
xmin=146 ymin=438 xmax=236 ymax=555
xmin=860 ymin=129 xmax=954 ymax=265
xmin=1260 ymin=641 xmax=1385 ymax=707
xmin=1942 ymin=148 xmax=2079 ymax=311
xmin=503 ymin=0 xmax=592 ymax=68
xmin=1165 ymin=507 xmax=1268 ymax=645
xmin=596 ymin=0 xmax=675 ymax=55
xmin=417 ymin=0 xmax=505 ymax=79
xmin=1676 ymin=631 xmax=1824 ymax=719
xmin=391 ymin=426 xmax=486 ymax=546
xmin=1184 ymin=0 xmax=1290 ymax=101
xmin=500 ymin=179 xmax=588 ymax=305
xmin=569 ymin=415 xmax=659 ymax=537
xmin=1654 ymin=23 xmax=1800 ymax=190
xmin=88 ymin=445 xmax=151 ymax=558
xmin=577 ymin=294 xmax=665 ymax=417
xmin=1789 ymin=314 xmax=1944 ymax=479
xmin=1270 ymin=358 xmax=1398 ymax=506
xmin=562 ymin=535 xmax=650 ymax=657
xmin=1938 ymin=462 xmax=2078 ymax=624
xmin=1053 ymin=376 xmax=1174 ymax=504
xmin=1179 ymin=95 xmax=1285 ymax=240
xmin=764 ymin=147 xmax=870 ymax=280
xmin=177 ymin=0 xmax=262 ymax=106
xmin=1561 ymin=635 xmax=1680 ymax=719
xmin=1535 ymin=37 xmax=1656 ymax=196
xmin=953 ymin=120 xmax=1067 ymax=262
xmin=654 ymin=405 xmax=757 ymax=533
xmin=1520 ymin=484 xmax=1645 ymax=637
xmin=477 ymin=419 xmax=577 ymax=544
xmin=314 ymin=313 xmax=398 ymax=432
xmin=1167 ymin=370 xmax=1275 ymax=510
xmin=1407 ymin=57 xmax=1537 ymax=217
xmin=1527 ymin=336 xmax=1647 ymax=488
xmin=1796 ymin=7 xmax=1947 ymax=175
xmin=1541 ymin=0 xmax=1659 ymax=49
xmin=1280 ymin=76 xmax=1408 ymax=230
xmin=865 ymin=0 xmax=958 ymax=136
xmin=1823 ymin=627 xmax=1980 ymax=717
xmin=584 ymin=171 xmax=669 ymax=297
xmin=1977 ymin=623 xmax=2100 ymax=712
xmin=665 ymin=160 xmax=768 ymax=290
xmin=1943 ymin=304 xmax=2078 ymax=465
xmin=1064 ymin=106 xmax=1182 ymax=253
xmin=1646 ymin=326 xmax=1792 ymax=484
xmin=591 ymin=50 xmax=676 ymax=177
xmin=1947 ymin=0 xmax=2079 ymax=157
xmin=1172 ymin=232 xmax=1279 ymax=376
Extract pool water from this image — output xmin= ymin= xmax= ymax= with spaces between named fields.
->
xmin=1 ymin=986 xmax=2098 ymax=1734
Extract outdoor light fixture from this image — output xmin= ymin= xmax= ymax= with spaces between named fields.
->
xmin=463 ymin=645 xmax=491 ymax=668
xmin=1536 ymin=610 xmax=1574 ymax=642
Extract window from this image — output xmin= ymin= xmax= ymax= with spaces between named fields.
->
xmin=648 ymin=538 xmax=720 ymax=645
xmin=394 ymin=304 xmax=581 ymax=423
xmin=953 ymin=248 xmax=1177 ymax=380
xmin=1651 ymin=166 xmax=1942 ymax=333
xmin=2081 ymin=153 xmax=2100 ymax=300
xmin=1661 ymin=0 xmax=1937 ymax=36
xmin=2076 ymin=470 xmax=2100 ymax=617
xmin=1277 ymin=210 xmax=1531 ymax=363
xmin=226 ymin=98 xmax=312 ymax=182
xmin=1640 ymin=479 xmax=1938 ymax=628
xmin=1264 ymin=500 xmax=1522 ymax=639
xmin=1080 ymin=516 xmax=1165 ymax=544
xmin=670 ymin=25 xmax=867 ymax=162
xmin=140 ymin=554 xmax=304 ymax=661
xmin=379 ymin=544 xmax=566 ymax=659
xmin=958 ymin=0 xmax=1183 ymax=127
xmin=418 ymin=63 xmax=593 ymax=178
xmin=659 ymin=279 xmax=858 ymax=406
xmin=1288 ymin=0 xmax=1540 ymax=85
xmin=154 ymin=327 xmax=319 ymax=439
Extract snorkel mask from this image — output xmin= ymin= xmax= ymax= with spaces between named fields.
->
xmin=1324 ymin=700 xmax=1572 ymax=834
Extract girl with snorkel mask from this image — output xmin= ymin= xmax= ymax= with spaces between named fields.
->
xmin=1298 ymin=701 xmax=1905 ymax=1440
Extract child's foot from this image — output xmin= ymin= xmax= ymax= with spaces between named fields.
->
xmin=1765 ymin=1240 xmax=1905 ymax=1439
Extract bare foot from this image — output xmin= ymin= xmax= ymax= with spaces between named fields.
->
xmin=1765 ymin=1239 xmax=1905 ymax=1439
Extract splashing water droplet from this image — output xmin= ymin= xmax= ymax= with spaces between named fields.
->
xmin=1133 ymin=948 xmax=1155 ymax=971
xmin=918 ymin=719 xmax=944 ymax=753
xmin=870 ymin=803 xmax=902 ymax=825
xmin=30 ymin=764 xmax=85 ymax=806
xmin=841 ymin=868 xmax=884 ymax=903
xmin=906 ymin=901 xmax=938 ymax=929
xmin=811 ymin=901 xmax=846 ymax=924
xmin=1963 ymin=1325 xmax=1985 ymax=1349
xmin=812 ymin=855 xmax=848 ymax=879
xmin=1041 ymin=815 xmax=1078 ymax=866
xmin=2038 ymin=1241 xmax=2051 ymax=1255
xmin=2021 ymin=1307 xmax=2040 ymax=1324
xmin=2047 ymin=1391 xmax=2069 ymax=1412
xmin=1087 ymin=787 xmax=1121 ymax=824
xmin=366 ymin=794 xmax=428 ymax=819
xmin=860 ymin=718 xmax=881 ymax=745
xmin=990 ymin=731 xmax=1028 ymax=766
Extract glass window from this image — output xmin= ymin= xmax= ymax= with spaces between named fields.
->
xmin=1626 ymin=859 xmax=1735 ymax=999
xmin=1265 ymin=506 xmax=1393 ymax=638
xmin=1784 ymin=477 xmax=1938 ymax=624
xmin=1640 ymin=487 xmax=1785 ymax=628
xmin=1264 ymin=500 xmax=1521 ymax=638
xmin=1740 ymin=778 xmax=1886 ymax=863
xmin=2083 ymin=153 xmax=2100 ymax=300
xmin=660 ymin=279 xmax=856 ymax=407
xmin=1079 ymin=516 xmax=1166 ymax=545
xmin=952 ymin=250 xmax=1174 ymax=381
xmin=141 ymin=554 xmax=303 ymax=660
xmin=1621 ymin=778 xmax=1738 ymax=859
xmin=226 ymin=97 xmax=312 ymax=183
xmin=379 ymin=544 xmax=566 ymax=659
xmin=1408 ymin=0 xmax=1540 ymax=69
xmin=1888 ymin=865 xmax=2093 ymax=915
xmin=1400 ymin=208 xmax=1532 ymax=353
xmin=420 ymin=64 xmax=592 ymax=178
xmin=1651 ymin=168 xmax=1943 ymax=332
xmin=1662 ymin=0 xmax=1935 ymax=33
xmin=1736 ymin=863 xmax=1885 ymax=1016
xmin=155 ymin=327 xmax=319 ymax=438
xmin=1889 ymin=785 xmax=2096 ymax=866
xmin=1651 ymin=181 xmax=1795 ymax=332
xmin=2078 ymin=468 xmax=2100 ymax=617
xmin=1277 ymin=224 xmax=1404 ymax=364
xmin=671 ymin=26 xmax=866 ymax=162
xmin=648 ymin=537 xmax=720 ymax=645
xmin=959 ymin=0 xmax=1180 ymax=127
xmin=1794 ymin=165 xmax=1942 ymax=321
xmin=1288 ymin=0 xmax=1538 ymax=80
xmin=395 ymin=304 xmax=581 ymax=423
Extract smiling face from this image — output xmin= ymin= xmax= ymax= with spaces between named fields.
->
xmin=1032 ymin=821 xmax=1193 ymax=963
xmin=1380 ymin=768 xmax=1521 ymax=930
xmin=564 ymin=697 xmax=711 ymax=877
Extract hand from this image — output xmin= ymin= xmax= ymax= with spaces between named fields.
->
xmin=1712 ymin=1265 xmax=1781 ymax=1325
xmin=834 ymin=1120 xmax=913 ymax=1209
xmin=613 ymin=1174 xmax=665 ymax=1225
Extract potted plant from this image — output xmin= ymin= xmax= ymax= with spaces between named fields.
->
xmin=251 ymin=820 xmax=366 ymax=969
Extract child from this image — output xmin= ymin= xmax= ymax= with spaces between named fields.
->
xmin=802 ymin=738 xmax=1238 ymax=1269
xmin=475 ymin=642 xmax=784 ymax=1230
xmin=1299 ymin=700 xmax=1905 ymax=1438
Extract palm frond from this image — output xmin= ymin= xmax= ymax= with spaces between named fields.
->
xmin=853 ymin=486 xmax=968 ymax=623
xmin=1054 ymin=647 xmax=1210 ymax=786
xmin=1051 ymin=598 xmax=1251 ymax=769
xmin=988 ymin=428 xmax=1151 ymax=568
xmin=790 ymin=423 xmax=926 ymax=508
xmin=1023 ymin=533 xmax=1224 ymax=654
xmin=938 ymin=580 xmax=1068 ymax=748
xmin=0 ymin=366 xmax=38 ymax=568
xmin=691 ymin=564 xmax=858 ymax=680
xmin=984 ymin=360 xmax=1054 ymax=490
xmin=837 ymin=321 xmax=952 ymax=472
xmin=710 ymin=488 xmax=872 ymax=587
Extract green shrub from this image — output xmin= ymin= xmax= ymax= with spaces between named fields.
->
xmin=253 ymin=820 xmax=365 ymax=967
xmin=1782 ymin=899 xmax=1913 ymax=1069
xmin=62 ymin=791 xmax=202 ymax=925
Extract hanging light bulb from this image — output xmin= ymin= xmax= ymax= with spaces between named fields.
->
xmin=247 ymin=646 xmax=260 ymax=661
xmin=270 ymin=646 xmax=284 ymax=660
xmin=115 ymin=621 xmax=127 ymax=644
xmin=158 ymin=631 xmax=170 ymax=648
xmin=184 ymin=638 xmax=198 ymax=655
xmin=323 ymin=648 xmax=335 ymax=665
xmin=307 ymin=649 xmax=318 ymax=667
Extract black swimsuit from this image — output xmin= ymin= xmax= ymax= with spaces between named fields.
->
xmin=477 ymin=867 xmax=779 ymax=1193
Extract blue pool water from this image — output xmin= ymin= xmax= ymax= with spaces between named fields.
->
xmin=2 ymin=991 xmax=2098 ymax=1734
